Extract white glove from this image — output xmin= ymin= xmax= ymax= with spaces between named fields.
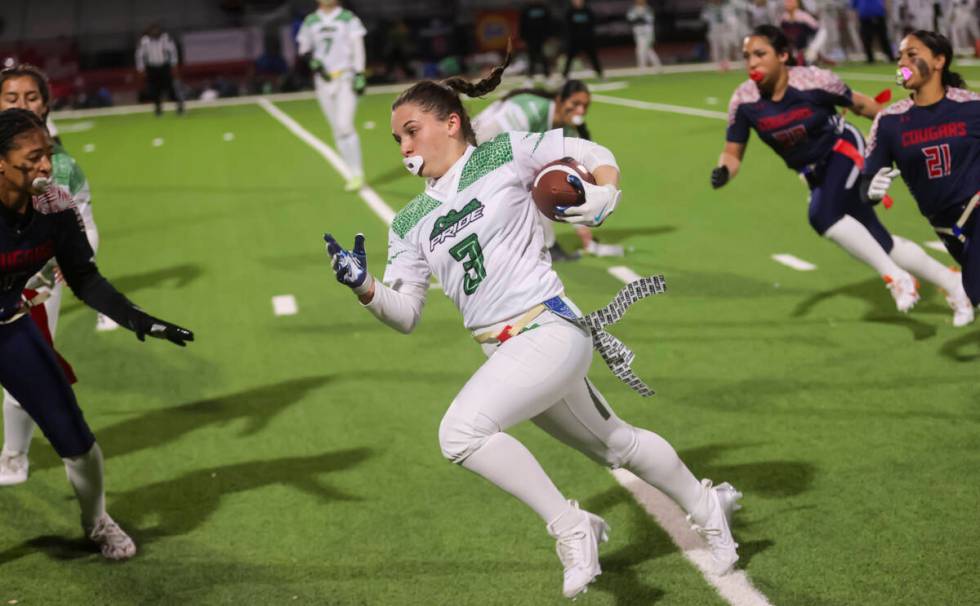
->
xmin=868 ymin=167 xmax=900 ymax=201
xmin=557 ymin=175 xmax=621 ymax=227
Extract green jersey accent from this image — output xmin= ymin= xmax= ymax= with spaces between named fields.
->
xmin=507 ymin=94 xmax=552 ymax=132
xmin=392 ymin=193 xmax=441 ymax=239
xmin=303 ymin=12 xmax=321 ymax=26
xmin=457 ymin=134 xmax=513 ymax=192
xmin=448 ymin=233 xmax=486 ymax=295
xmin=336 ymin=9 xmax=355 ymax=22
xmin=51 ymin=142 xmax=88 ymax=198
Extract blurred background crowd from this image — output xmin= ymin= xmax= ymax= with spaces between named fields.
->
xmin=0 ymin=0 xmax=977 ymax=110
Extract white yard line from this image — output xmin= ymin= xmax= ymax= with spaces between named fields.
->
xmin=271 ymin=294 xmax=298 ymax=316
xmin=267 ymin=100 xmax=775 ymax=606
xmin=771 ymin=254 xmax=818 ymax=271
xmin=591 ymin=94 xmax=728 ymax=120
xmin=256 ymin=97 xmax=395 ymax=225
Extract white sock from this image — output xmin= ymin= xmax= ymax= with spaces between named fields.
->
xmin=623 ymin=428 xmax=704 ymax=516
xmin=2 ymin=391 xmax=35 ymax=456
xmin=889 ymin=236 xmax=961 ymax=292
xmin=63 ymin=442 xmax=107 ymax=529
xmin=461 ymin=432 xmax=569 ymax=523
xmin=823 ymin=215 xmax=904 ymax=277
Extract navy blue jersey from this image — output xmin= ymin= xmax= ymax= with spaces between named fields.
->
xmin=864 ymin=88 xmax=980 ymax=218
xmin=0 ymin=188 xmax=140 ymax=326
xmin=727 ymin=66 xmax=854 ymax=171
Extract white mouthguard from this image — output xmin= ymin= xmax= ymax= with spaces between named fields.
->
xmin=571 ymin=114 xmax=585 ymax=126
xmin=403 ymin=155 xmax=424 ymax=176
xmin=32 ymin=177 xmax=51 ymax=193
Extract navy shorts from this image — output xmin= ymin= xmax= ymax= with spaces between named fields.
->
xmin=805 ymin=123 xmax=894 ymax=253
xmin=0 ymin=314 xmax=95 ymax=458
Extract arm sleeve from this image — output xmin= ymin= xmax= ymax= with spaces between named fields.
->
xmin=362 ymin=280 xmax=428 ymax=334
xmin=563 ymin=137 xmax=619 ymax=172
xmin=351 ymin=31 xmax=366 ymax=72
xmin=863 ymin=113 xmax=893 ymax=175
xmin=135 ymin=39 xmax=145 ymax=71
xmin=809 ymin=67 xmax=853 ymax=107
xmin=296 ymin=23 xmax=313 ymax=55
xmin=52 ymin=209 xmax=151 ymax=333
xmin=726 ymin=99 xmax=752 ymax=144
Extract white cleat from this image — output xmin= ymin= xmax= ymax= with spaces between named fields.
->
xmin=87 ymin=513 xmax=137 ymax=560
xmin=884 ymin=272 xmax=920 ymax=313
xmin=585 ymin=240 xmax=625 ymax=258
xmin=943 ymin=276 xmax=975 ymax=327
xmin=95 ymin=313 xmax=119 ymax=332
xmin=689 ymin=479 xmax=741 ymax=576
xmin=0 ymin=452 xmax=28 ymax=486
xmin=547 ymin=501 xmax=610 ymax=599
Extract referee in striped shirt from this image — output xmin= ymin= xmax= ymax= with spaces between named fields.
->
xmin=135 ymin=24 xmax=184 ymax=116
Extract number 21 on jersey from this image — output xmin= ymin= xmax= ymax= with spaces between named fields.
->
xmin=922 ymin=144 xmax=952 ymax=179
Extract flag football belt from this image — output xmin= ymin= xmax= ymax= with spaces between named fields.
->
xmin=472 ymin=276 xmax=668 ymax=397
xmin=473 ymin=304 xmax=547 ymax=345
xmin=830 ymin=138 xmax=896 ymax=209
xmin=0 ymin=289 xmax=50 ymax=325
xmin=933 ymin=192 xmax=980 ymax=243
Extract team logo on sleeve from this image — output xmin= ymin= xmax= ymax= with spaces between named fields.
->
xmin=429 ymin=198 xmax=484 ymax=251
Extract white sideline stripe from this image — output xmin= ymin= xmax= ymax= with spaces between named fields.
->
xmin=272 ymin=294 xmax=298 ymax=316
xmin=95 ymin=314 xmax=120 ymax=332
xmin=49 ymin=62 xmax=730 ymax=121
xmin=586 ymin=81 xmax=629 ymax=92
xmin=612 ymin=470 xmax=775 ymax=606
xmin=924 ymin=240 xmax=949 ymax=253
xmin=608 ymin=265 xmax=643 ymax=283
xmin=605 ymin=274 xmax=774 ymax=606
xmin=591 ymin=94 xmax=728 ymax=120
xmin=772 ymin=254 xmax=817 ymax=271
xmin=257 ymin=97 xmax=396 ymax=225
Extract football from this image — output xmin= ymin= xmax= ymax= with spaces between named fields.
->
xmin=531 ymin=157 xmax=596 ymax=221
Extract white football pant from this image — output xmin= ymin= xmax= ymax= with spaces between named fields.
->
xmin=314 ymin=73 xmax=363 ymax=178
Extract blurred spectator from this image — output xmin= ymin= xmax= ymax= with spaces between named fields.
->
xmin=252 ymin=38 xmax=288 ymax=94
xmin=780 ymin=0 xmax=824 ymax=64
xmin=563 ymin=0 xmax=604 ymax=79
xmin=521 ymin=2 xmax=553 ymax=81
xmin=135 ymin=23 xmax=185 ymax=115
xmin=627 ymin=0 xmax=662 ymax=70
xmin=382 ymin=20 xmax=415 ymax=81
xmin=851 ymin=0 xmax=894 ymax=62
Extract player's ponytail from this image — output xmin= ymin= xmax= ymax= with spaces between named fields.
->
xmin=910 ymin=30 xmax=966 ymax=89
xmin=392 ymin=44 xmax=512 ymax=146
xmin=0 ymin=64 xmax=52 ymax=121
xmin=0 ymin=108 xmax=46 ymax=157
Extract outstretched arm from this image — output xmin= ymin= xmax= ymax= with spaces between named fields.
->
xmin=850 ymin=91 xmax=883 ymax=120
xmin=712 ymin=141 xmax=746 ymax=189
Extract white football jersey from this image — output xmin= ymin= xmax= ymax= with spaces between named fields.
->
xmin=383 ymin=130 xmax=569 ymax=329
xmin=296 ymin=7 xmax=367 ymax=74
xmin=473 ymin=94 xmax=555 ymax=144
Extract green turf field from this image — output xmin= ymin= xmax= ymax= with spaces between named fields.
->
xmin=2 ymin=62 xmax=978 ymax=605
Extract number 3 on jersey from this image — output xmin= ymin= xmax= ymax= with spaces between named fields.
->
xmin=922 ymin=144 xmax=952 ymax=179
xmin=450 ymin=234 xmax=486 ymax=295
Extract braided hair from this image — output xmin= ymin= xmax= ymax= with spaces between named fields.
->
xmin=392 ymin=48 xmax=512 ymax=146
xmin=908 ymin=30 xmax=966 ymax=89
xmin=0 ymin=108 xmax=46 ymax=157
xmin=0 ymin=64 xmax=51 ymax=119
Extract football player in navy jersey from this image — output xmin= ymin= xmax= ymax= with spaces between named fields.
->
xmin=711 ymin=25 xmax=972 ymax=324
xmin=863 ymin=30 xmax=979 ymax=321
xmin=0 ymin=108 xmax=193 ymax=559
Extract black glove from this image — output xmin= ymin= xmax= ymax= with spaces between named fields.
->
xmin=135 ymin=314 xmax=194 ymax=347
xmin=710 ymin=165 xmax=730 ymax=189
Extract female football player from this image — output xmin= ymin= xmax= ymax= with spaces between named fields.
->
xmin=711 ymin=25 xmax=973 ymax=325
xmin=862 ymin=31 xmax=979 ymax=311
xmin=0 ymin=108 xmax=193 ymax=558
xmin=0 ymin=64 xmax=108 ymax=486
xmin=323 ymin=58 xmax=742 ymax=599
xmin=472 ymin=81 xmax=624 ymax=258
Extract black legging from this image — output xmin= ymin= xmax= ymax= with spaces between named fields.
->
xmin=563 ymin=37 xmax=603 ymax=78
xmin=931 ymin=201 xmax=980 ymax=305
xmin=526 ymin=39 xmax=551 ymax=78
xmin=0 ymin=315 xmax=94 ymax=458
xmin=858 ymin=16 xmax=894 ymax=63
